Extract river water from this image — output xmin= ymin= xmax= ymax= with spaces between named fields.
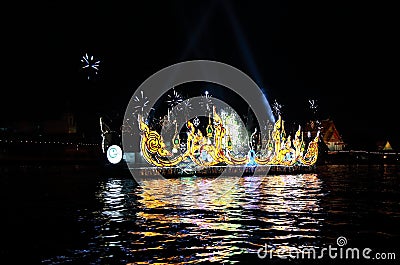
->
xmin=1 ymin=164 xmax=399 ymax=264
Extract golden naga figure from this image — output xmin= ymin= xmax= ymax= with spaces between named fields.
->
xmin=138 ymin=107 xmax=319 ymax=168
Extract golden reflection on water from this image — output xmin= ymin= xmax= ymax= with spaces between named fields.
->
xmin=127 ymin=174 xmax=324 ymax=264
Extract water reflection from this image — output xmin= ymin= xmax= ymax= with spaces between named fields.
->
xmin=132 ymin=174 xmax=325 ymax=263
xmin=99 ymin=179 xmax=125 ymax=222
xmin=37 ymin=165 xmax=400 ymax=264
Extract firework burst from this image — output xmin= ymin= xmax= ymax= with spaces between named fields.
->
xmin=182 ymin=100 xmax=193 ymax=113
xmin=80 ymin=53 xmax=100 ymax=80
xmin=272 ymin=99 xmax=283 ymax=117
xmin=133 ymin=90 xmax=152 ymax=121
xmin=309 ymin=99 xmax=318 ymax=114
xmin=167 ymin=88 xmax=183 ymax=110
xmin=199 ymin=91 xmax=213 ymax=111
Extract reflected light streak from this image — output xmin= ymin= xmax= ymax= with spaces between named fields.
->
xmin=131 ymin=174 xmax=324 ymax=263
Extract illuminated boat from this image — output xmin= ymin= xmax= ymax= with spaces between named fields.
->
xmin=137 ymin=107 xmax=320 ymax=168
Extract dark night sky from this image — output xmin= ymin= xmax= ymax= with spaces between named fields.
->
xmin=2 ymin=1 xmax=399 ymax=149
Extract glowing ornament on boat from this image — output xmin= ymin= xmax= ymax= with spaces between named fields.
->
xmin=138 ymin=107 xmax=319 ymax=168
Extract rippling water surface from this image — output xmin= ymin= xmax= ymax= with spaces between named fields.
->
xmin=1 ymin=164 xmax=399 ymax=264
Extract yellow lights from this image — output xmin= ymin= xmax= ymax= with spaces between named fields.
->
xmin=255 ymin=116 xmax=319 ymax=166
xmin=139 ymin=107 xmax=319 ymax=168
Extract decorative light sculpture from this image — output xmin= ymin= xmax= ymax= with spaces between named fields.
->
xmin=138 ymin=107 xmax=319 ymax=168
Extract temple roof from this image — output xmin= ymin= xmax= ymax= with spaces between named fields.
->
xmin=304 ymin=119 xmax=345 ymax=144
xmin=377 ymin=140 xmax=394 ymax=151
